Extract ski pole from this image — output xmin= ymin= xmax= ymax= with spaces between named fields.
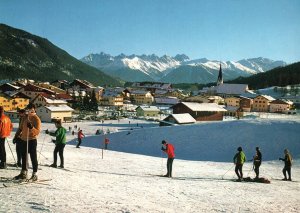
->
xmin=38 ymin=132 xmax=47 ymax=162
xmin=221 ymin=164 xmax=235 ymax=179
xmin=6 ymin=138 xmax=18 ymax=167
xmin=37 ymin=150 xmax=49 ymax=161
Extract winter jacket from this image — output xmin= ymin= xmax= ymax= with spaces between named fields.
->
xmin=233 ymin=151 xmax=246 ymax=165
xmin=49 ymin=127 xmax=67 ymax=145
xmin=280 ymin=153 xmax=292 ymax=167
xmin=104 ymin=138 xmax=110 ymax=144
xmin=78 ymin=131 xmax=84 ymax=139
xmin=164 ymin=143 xmax=175 ymax=158
xmin=0 ymin=114 xmax=13 ymax=138
xmin=19 ymin=113 xmax=41 ymax=141
xmin=254 ymin=151 xmax=262 ymax=165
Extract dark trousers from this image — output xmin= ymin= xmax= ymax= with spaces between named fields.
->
xmin=166 ymin=158 xmax=174 ymax=177
xmin=105 ymin=143 xmax=108 ymax=150
xmin=283 ymin=166 xmax=291 ymax=180
xmin=16 ymin=139 xmax=22 ymax=164
xmin=0 ymin=138 xmax=6 ymax=163
xmin=254 ymin=163 xmax=261 ymax=178
xmin=77 ymin=138 xmax=82 ymax=148
xmin=54 ymin=144 xmax=65 ymax=166
xmin=20 ymin=139 xmax=38 ymax=173
xmin=235 ymin=164 xmax=243 ymax=179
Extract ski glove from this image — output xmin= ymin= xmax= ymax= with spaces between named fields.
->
xmin=52 ymin=139 xmax=56 ymax=144
xmin=27 ymin=122 xmax=33 ymax=129
xmin=45 ymin=129 xmax=49 ymax=134
xmin=12 ymin=138 xmax=17 ymax=144
xmin=161 ymin=147 xmax=166 ymax=151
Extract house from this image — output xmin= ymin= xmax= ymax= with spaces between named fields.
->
xmin=172 ymin=102 xmax=227 ymax=121
xmin=36 ymin=105 xmax=74 ymax=122
xmin=132 ymin=82 xmax=172 ymax=93
xmin=51 ymin=80 xmax=70 ymax=90
xmin=136 ymin=105 xmax=160 ymax=117
xmin=225 ymin=97 xmax=241 ymax=107
xmin=160 ymin=113 xmax=196 ymax=126
xmin=130 ymin=90 xmax=154 ymax=105
xmin=252 ymin=95 xmax=275 ymax=112
xmin=0 ymin=83 xmax=20 ymax=94
xmin=282 ymin=95 xmax=300 ymax=107
xmin=36 ymin=82 xmax=66 ymax=94
xmin=19 ymin=83 xmax=56 ymax=100
xmin=86 ymin=86 xmax=104 ymax=101
xmin=100 ymin=88 xmax=123 ymax=107
xmin=0 ymin=92 xmax=30 ymax=111
xmin=239 ymin=96 xmax=253 ymax=112
xmin=31 ymin=93 xmax=68 ymax=108
xmin=269 ymin=99 xmax=294 ymax=113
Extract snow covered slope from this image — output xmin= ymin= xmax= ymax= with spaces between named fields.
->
xmin=1 ymin=116 xmax=299 ymax=212
xmin=81 ymin=53 xmax=286 ymax=83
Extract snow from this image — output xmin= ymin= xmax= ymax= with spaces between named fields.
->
xmin=0 ymin=116 xmax=300 ymax=212
xmin=180 ymin=102 xmax=227 ymax=112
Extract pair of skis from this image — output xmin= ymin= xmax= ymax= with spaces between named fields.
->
xmin=1 ymin=177 xmax=51 ymax=188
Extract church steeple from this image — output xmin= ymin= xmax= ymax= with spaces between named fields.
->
xmin=217 ymin=63 xmax=223 ymax=86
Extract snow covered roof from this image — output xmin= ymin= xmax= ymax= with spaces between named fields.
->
xmin=155 ymin=96 xmax=179 ymax=105
xmin=216 ymin=84 xmax=248 ymax=95
xmin=270 ymin=99 xmax=293 ymax=105
xmin=256 ymin=95 xmax=276 ymax=101
xmin=44 ymin=97 xmax=67 ymax=104
xmin=136 ymin=105 xmax=160 ymax=112
xmin=180 ymin=102 xmax=227 ymax=112
xmin=164 ymin=113 xmax=196 ymax=124
xmin=131 ymin=90 xmax=151 ymax=95
xmin=43 ymin=105 xmax=74 ymax=112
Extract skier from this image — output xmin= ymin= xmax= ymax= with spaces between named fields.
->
xmin=104 ymin=137 xmax=110 ymax=150
xmin=14 ymin=103 xmax=41 ymax=181
xmin=279 ymin=149 xmax=293 ymax=181
xmin=76 ymin=129 xmax=85 ymax=148
xmin=0 ymin=106 xmax=13 ymax=169
xmin=233 ymin=147 xmax=246 ymax=181
xmin=161 ymin=140 xmax=175 ymax=178
xmin=46 ymin=120 xmax=67 ymax=168
xmin=12 ymin=109 xmax=26 ymax=167
xmin=253 ymin=147 xmax=262 ymax=179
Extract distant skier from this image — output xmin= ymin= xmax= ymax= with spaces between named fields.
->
xmin=76 ymin=129 xmax=85 ymax=148
xmin=253 ymin=147 xmax=262 ymax=179
xmin=46 ymin=120 xmax=67 ymax=168
xmin=104 ymin=137 xmax=110 ymax=150
xmin=161 ymin=140 xmax=175 ymax=178
xmin=12 ymin=109 xmax=26 ymax=167
xmin=279 ymin=149 xmax=293 ymax=181
xmin=0 ymin=106 xmax=13 ymax=169
xmin=14 ymin=103 xmax=41 ymax=181
xmin=233 ymin=147 xmax=246 ymax=181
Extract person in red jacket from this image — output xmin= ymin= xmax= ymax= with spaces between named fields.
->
xmin=76 ymin=129 xmax=85 ymax=148
xmin=104 ymin=137 xmax=110 ymax=150
xmin=161 ymin=140 xmax=175 ymax=177
xmin=0 ymin=106 xmax=13 ymax=169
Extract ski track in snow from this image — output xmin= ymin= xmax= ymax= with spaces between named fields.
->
xmin=0 ymin=117 xmax=299 ymax=212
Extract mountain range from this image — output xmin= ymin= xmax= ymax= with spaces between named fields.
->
xmin=0 ymin=24 xmax=121 ymax=86
xmin=81 ymin=53 xmax=286 ymax=84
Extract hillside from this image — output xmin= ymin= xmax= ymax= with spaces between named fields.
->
xmin=0 ymin=24 xmax=121 ymax=86
xmin=227 ymin=62 xmax=300 ymax=89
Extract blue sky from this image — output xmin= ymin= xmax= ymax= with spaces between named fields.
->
xmin=0 ymin=0 xmax=299 ymax=63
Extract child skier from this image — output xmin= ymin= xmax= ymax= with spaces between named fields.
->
xmin=233 ymin=147 xmax=246 ymax=181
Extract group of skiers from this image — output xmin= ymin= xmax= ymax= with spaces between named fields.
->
xmin=161 ymin=141 xmax=293 ymax=181
xmin=233 ymin=146 xmax=293 ymax=181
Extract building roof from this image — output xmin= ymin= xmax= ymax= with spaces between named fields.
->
xmin=43 ymin=105 xmax=74 ymax=112
xmin=131 ymin=90 xmax=151 ymax=95
xmin=178 ymin=102 xmax=227 ymax=112
xmin=216 ymin=84 xmax=248 ymax=95
xmin=255 ymin=95 xmax=276 ymax=101
xmin=136 ymin=105 xmax=160 ymax=112
xmin=155 ymin=96 xmax=179 ymax=105
xmin=164 ymin=113 xmax=196 ymax=124
xmin=270 ymin=99 xmax=293 ymax=105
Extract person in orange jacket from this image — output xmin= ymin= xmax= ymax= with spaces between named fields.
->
xmin=0 ymin=106 xmax=13 ymax=169
xmin=161 ymin=140 xmax=175 ymax=178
